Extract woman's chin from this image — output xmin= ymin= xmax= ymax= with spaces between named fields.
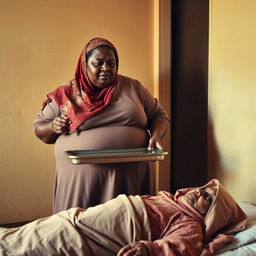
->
xmin=93 ymin=82 xmax=111 ymax=90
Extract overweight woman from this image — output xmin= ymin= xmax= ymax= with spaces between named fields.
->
xmin=33 ymin=37 xmax=170 ymax=213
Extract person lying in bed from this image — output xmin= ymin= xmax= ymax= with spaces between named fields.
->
xmin=0 ymin=179 xmax=247 ymax=256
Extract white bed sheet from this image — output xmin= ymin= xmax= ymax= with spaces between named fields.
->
xmin=214 ymin=201 xmax=256 ymax=255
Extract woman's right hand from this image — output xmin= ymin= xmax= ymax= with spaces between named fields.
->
xmin=50 ymin=116 xmax=70 ymax=134
xmin=117 ymin=242 xmax=149 ymax=256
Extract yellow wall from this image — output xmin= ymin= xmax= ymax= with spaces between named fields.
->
xmin=0 ymin=0 xmax=154 ymax=223
xmin=208 ymin=0 xmax=256 ymax=204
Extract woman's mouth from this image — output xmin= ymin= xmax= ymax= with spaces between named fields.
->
xmin=98 ymin=74 xmax=111 ymax=80
xmin=99 ymin=72 xmax=110 ymax=77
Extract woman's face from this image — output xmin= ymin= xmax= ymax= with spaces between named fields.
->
xmin=86 ymin=46 xmax=117 ymax=89
xmin=183 ymin=187 xmax=216 ymax=216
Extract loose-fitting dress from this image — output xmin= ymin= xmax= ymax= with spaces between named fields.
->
xmin=34 ymin=75 xmax=169 ymax=213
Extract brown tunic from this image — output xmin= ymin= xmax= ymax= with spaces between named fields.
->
xmin=34 ymin=75 xmax=169 ymax=213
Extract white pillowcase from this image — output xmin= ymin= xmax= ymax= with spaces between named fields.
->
xmin=238 ymin=201 xmax=256 ymax=217
xmin=214 ymin=201 xmax=256 ymax=255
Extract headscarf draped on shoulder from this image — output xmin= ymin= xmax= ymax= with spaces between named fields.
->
xmin=43 ymin=37 xmax=119 ymax=132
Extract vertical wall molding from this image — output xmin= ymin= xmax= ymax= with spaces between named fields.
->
xmin=154 ymin=0 xmax=171 ymax=192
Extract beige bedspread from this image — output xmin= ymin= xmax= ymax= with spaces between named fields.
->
xmin=0 ymin=195 xmax=151 ymax=256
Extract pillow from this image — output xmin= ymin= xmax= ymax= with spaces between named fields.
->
xmin=213 ymin=202 xmax=256 ymax=255
xmin=237 ymin=201 xmax=256 ymax=217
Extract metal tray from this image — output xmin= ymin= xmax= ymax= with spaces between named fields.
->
xmin=65 ymin=147 xmax=168 ymax=164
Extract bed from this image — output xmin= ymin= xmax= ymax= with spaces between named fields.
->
xmin=213 ymin=201 xmax=256 ymax=255
xmin=0 ymin=196 xmax=255 ymax=255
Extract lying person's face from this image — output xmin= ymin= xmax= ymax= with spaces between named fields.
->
xmin=183 ymin=187 xmax=217 ymax=216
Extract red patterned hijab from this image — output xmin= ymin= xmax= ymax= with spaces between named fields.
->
xmin=43 ymin=37 xmax=119 ymax=132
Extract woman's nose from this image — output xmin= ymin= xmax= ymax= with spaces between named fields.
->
xmin=101 ymin=63 xmax=110 ymax=71
xmin=195 ymin=188 xmax=202 ymax=196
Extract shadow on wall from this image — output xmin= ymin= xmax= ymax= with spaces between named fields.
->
xmin=207 ymin=112 xmax=222 ymax=180
xmin=207 ymin=112 xmax=237 ymax=183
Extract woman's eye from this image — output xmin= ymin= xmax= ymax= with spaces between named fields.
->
xmin=108 ymin=62 xmax=116 ymax=67
xmin=205 ymin=193 xmax=212 ymax=203
xmin=93 ymin=62 xmax=102 ymax=66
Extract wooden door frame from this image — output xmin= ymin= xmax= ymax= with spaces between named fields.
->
xmin=153 ymin=0 xmax=171 ymax=192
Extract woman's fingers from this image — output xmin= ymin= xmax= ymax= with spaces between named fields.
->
xmin=117 ymin=244 xmax=130 ymax=256
xmin=155 ymin=141 xmax=163 ymax=150
xmin=147 ymin=137 xmax=163 ymax=150
xmin=117 ymin=242 xmax=148 ymax=256
xmin=51 ymin=117 xmax=70 ymax=134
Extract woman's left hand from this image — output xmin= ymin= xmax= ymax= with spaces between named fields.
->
xmin=117 ymin=242 xmax=149 ymax=256
xmin=148 ymin=135 xmax=163 ymax=150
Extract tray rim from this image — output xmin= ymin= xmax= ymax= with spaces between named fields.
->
xmin=65 ymin=148 xmax=168 ymax=159
xmin=67 ymin=155 xmax=166 ymax=164
xmin=65 ymin=147 xmax=168 ymax=164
